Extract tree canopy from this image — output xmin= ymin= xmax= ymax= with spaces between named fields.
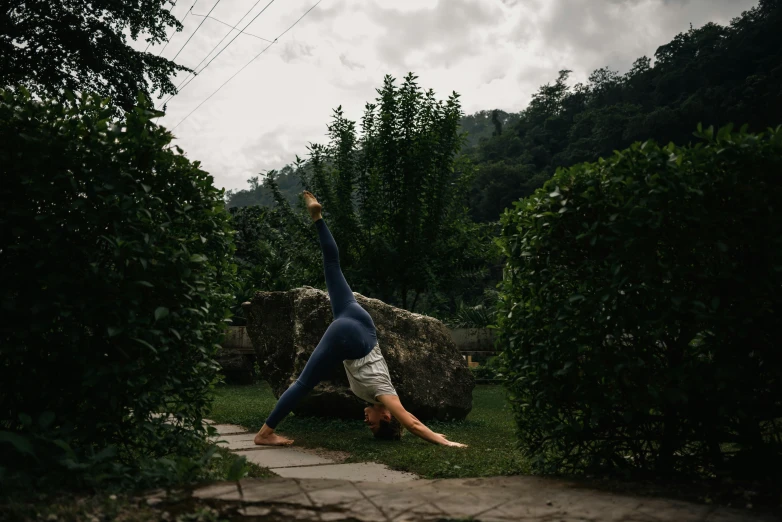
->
xmin=0 ymin=0 xmax=188 ymax=110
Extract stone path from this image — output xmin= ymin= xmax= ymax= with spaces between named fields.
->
xmin=186 ymin=476 xmax=773 ymax=522
xmin=208 ymin=421 xmax=417 ymax=483
xmin=198 ymin=421 xmax=772 ymax=521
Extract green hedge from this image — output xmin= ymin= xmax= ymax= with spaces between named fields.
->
xmin=0 ymin=89 xmax=236 ymax=489
xmin=497 ymin=125 xmax=782 ymax=479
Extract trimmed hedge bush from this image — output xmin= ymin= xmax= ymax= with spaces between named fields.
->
xmin=0 ymin=89 xmax=236 ymax=488
xmin=497 ymin=125 xmax=782 ymax=479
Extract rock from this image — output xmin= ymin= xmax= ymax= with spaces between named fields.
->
xmin=243 ymin=287 xmax=474 ymax=421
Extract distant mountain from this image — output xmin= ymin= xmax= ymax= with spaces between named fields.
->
xmin=225 ymin=165 xmax=301 ymax=209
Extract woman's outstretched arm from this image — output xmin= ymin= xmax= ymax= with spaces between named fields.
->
xmin=377 ymin=395 xmax=468 ymax=447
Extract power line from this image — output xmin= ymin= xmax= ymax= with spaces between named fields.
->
xmin=170 ymin=0 xmax=322 ymax=132
xmin=157 ymin=0 xmax=272 ymax=110
xmin=163 ymin=0 xmax=277 ymax=107
xmin=144 ymin=0 xmax=199 ymax=54
xmin=191 ymin=13 xmax=275 ymax=43
xmin=170 ymin=0 xmax=225 ymax=62
xmin=157 ymin=0 xmax=199 ymax=57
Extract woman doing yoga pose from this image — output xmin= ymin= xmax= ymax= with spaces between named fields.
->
xmin=253 ymin=191 xmax=467 ymax=448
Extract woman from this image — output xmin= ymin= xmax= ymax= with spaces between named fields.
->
xmin=254 ymin=191 xmax=467 ymax=448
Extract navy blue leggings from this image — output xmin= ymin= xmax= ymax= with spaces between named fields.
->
xmin=264 ymin=219 xmax=377 ymax=429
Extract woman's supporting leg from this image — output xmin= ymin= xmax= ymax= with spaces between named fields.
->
xmin=255 ymin=323 xmax=348 ymax=445
xmin=263 ymin=328 xmax=343 ymax=429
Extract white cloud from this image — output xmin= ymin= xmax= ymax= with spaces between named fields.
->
xmin=132 ymin=0 xmax=758 ymax=192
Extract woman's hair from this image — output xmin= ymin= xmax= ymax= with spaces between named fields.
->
xmin=373 ymin=416 xmax=403 ymax=440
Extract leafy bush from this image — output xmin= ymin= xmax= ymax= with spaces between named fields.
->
xmin=0 ymin=89 xmax=236 ymax=489
xmin=497 ymin=124 xmax=782 ymax=480
xmin=447 ymin=289 xmax=500 ymax=328
xmin=228 ymin=196 xmax=321 ymax=326
xmin=470 ymin=356 xmax=506 ymax=382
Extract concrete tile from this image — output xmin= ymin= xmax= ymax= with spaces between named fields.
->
xmin=275 ymin=506 xmax=323 ymax=520
xmin=238 ymin=478 xmax=304 ymax=503
xmin=275 ymin=492 xmax=314 ymax=506
xmin=306 ymin=482 xmax=365 ymax=507
xmin=378 ymin=497 xmax=436 ymax=520
xmin=192 ymin=482 xmax=241 ymax=501
xmin=704 ymin=508 xmax=778 ymax=522
xmin=432 ymin=491 xmax=501 ymax=519
xmin=481 ymin=497 xmax=566 ymax=520
xmin=270 ymin=462 xmax=417 ymax=483
xmin=343 ymin=498 xmax=388 ymax=521
xmin=350 ymin=480 xmax=404 ymax=499
xmin=244 ymin=447 xmax=334 ymax=468
xmin=295 ymin=478 xmax=353 ymax=492
xmin=210 ymin=423 xmax=249 ymax=435
xmin=629 ymin=498 xmax=711 ymax=521
xmin=407 ymin=501 xmax=449 ymax=516
xmin=236 ymin=506 xmax=270 ymax=517
xmin=210 ymin=433 xmax=277 ymax=451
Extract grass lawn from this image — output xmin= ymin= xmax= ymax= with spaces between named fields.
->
xmin=209 ymin=383 xmax=530 ymax=479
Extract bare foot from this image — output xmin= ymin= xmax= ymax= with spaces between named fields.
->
xmin=254 ymin=432 xmax=294 ymax=446
xmin=302 ymin=190 xmax=322 ymax=222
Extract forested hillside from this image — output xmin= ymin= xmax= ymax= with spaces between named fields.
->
xmin=466 ymin=0 xmax=782 ymax=221
xmin=224 ymin=164 xmax=302 ymax=208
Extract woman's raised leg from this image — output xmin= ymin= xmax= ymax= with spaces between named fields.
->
xmin=304 ymin=191 xmax=357 ymax=319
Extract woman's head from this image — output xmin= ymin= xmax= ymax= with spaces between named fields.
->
xmin=363 ymin=404 xmax=403 ymax=440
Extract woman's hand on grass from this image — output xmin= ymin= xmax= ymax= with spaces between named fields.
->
xmin=378 ymin=395 xmax=468 ymax=447
xmin=441 ymin=439 xmax=468 ymax=448
xmin=436 ymin=433 xmax=468 ymax=447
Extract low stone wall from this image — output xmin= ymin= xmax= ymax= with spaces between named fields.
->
xmin=216 ymin=326 xmax=256 ymax=384
xmin=449 ymin=327 xmax=496 ymax=352
xmin=222 ymin=326 xmax=254 ymax=353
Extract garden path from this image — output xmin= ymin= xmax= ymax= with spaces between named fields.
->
xmin=201 ymin=420 xmax=771 ymax=521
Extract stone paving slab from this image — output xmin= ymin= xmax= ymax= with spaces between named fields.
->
xmin=210 ymin=423 xmax=249 ymax=435
xmin=209 ymin=433 xmax=277 ymax=451
xmin=271 ymin=462 xmax=418 ymax=483
xmin=188 ymin=476 xmax=774 ymax=522
xmin=243 ymin=447 xmax=335 ymax=468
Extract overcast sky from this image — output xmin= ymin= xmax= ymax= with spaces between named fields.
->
xmin=134 ymin=0 xmax=758 ymax=192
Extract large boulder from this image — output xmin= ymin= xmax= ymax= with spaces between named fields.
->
xmin=242 ymin=287 xmax=474 ymax=421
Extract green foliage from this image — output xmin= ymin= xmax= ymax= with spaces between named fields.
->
xmin=497 ymin=124 xmax=782 ymax=480
xmin=299 ymin=74 xmax=494 ymax=313
xmin=459 ymin=109 xmax=521 ymax=149
xmin=0 ymin=1 xmax=189 ymax=112
xmin=229 ymin=73 xmax=497 ymax=316
xmin=224 ymin=164 xmax=302 ymax=209
xmin=467 ymin=2 xmax=782 ymax=222
xmin=447 ymin=289 xmax=499 ymax=329
xmin=228 ymin=198 xmax=321 ymax=325
xmin=470 ymin=356 xmax=505 ymax=382
xmin=0 ymin=88 xmax=236 ymax=489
